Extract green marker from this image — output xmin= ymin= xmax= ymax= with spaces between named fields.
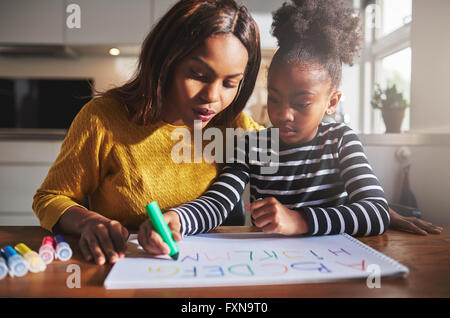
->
xmin=145 ymin=201 xmax=179 ymax=260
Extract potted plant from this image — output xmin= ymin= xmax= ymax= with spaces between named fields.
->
xmin=371 ymin=83 xmax=409 ymax=133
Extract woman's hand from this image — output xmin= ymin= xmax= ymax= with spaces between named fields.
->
xmin=245 ymin=197 xmax=309 ymax=235
xmin=56 ymin=206 xmax=129 ymax=265
xmin=389 ymin=208 xmax=443 ymax=235
xmin=138 ymin=211 xmax=182 ymax=255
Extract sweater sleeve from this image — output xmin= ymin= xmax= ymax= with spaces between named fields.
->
xmin=171 ymin=134 xmax=251 ymax=236
xmin=232 ymin=111 xmax=265 ymax=131
xmin=300 ymin=127 xmax=390 ymax=237
xmin=32 ymin=100 xmax=106 ymax=232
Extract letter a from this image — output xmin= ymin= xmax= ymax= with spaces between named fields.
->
xmin=366 ymin=264 xmax=381 ymax=288
xmin=66 ymin=264 xmax=81 ymax=288
xmin=171 ymin=128 xmax=192 ymax=163
xmin=66 ymin=4 xmax=81 ymax=29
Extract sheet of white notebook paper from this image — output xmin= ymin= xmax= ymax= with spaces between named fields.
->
xmin=104 ymin=232 xmax=408 ymax=289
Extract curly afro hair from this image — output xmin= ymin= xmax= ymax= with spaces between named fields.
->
xmin=269 ymin=0 xmax=362 ymax=88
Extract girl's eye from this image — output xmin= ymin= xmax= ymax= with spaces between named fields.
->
xmin=292 ymin=103 xmax=311 ymax=109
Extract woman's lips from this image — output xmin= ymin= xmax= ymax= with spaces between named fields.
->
xmin=193 ymin=108 xmax=216 ymax=122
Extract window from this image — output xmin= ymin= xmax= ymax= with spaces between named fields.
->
xmin=379 ymin=47 xmax=411 ymax=132
xmin=380 ymin=0 xmax=412 ymax=36
xmin=359 ymin=0 xmax=412 ymax=133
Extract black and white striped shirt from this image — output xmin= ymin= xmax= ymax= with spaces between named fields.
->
xmin=172 ymin=123 xmax=390 ymax=237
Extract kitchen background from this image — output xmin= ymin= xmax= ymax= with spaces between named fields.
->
xmin=0 ymin=0 xmax=449 ymax=226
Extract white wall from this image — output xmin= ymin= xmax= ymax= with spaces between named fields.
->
xmin=362 ymin=136 xmax=450 ymax=226
xmin=340 ymin=64 xmax=361 ymax=133
xmin=410 ymin=0 xmax=450 ymax=133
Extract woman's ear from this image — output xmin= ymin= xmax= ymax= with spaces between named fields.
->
xmin=325 ymin=90 xmax=342 ymax=115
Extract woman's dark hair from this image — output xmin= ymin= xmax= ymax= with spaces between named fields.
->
xmin=97 ymin=0 xmax=261 ymax=127
xmin=269 ymin=0 xmax=362 ymax=89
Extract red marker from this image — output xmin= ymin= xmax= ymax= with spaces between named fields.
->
xmin=39 ymin=236 xmax=55 ymax=264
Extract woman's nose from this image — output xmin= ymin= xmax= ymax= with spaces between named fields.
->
xmin=200 ymin=81 xmax=221 ymax=103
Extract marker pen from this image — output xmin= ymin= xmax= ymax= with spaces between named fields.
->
xmin=39 ymin=236 xmax=55 ymax=264
xmin=0 ymin=256 xmax=8 ymax=280
xmin=145 ymin=201 xmax=179 ymax=260
xmin=54 ymin=235 xmax=72 ymax=261
xmin=14 ymin=243 xmax=46 ymax=273
xmin=1 ymin=246 xmax=28 ymax=277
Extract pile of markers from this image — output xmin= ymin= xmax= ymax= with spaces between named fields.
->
xmin=0 ymin=234 xmax=72 ymax=279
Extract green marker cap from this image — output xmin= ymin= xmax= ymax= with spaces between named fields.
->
xmin=145 ymin=201 xmax=179 ymax=260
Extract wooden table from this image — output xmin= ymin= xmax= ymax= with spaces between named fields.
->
xmin=0 ymin=226 xmax=449 ymax=298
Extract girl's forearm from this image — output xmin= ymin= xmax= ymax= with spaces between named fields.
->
xmin=171 ymin=164 xmax=249 ymax=236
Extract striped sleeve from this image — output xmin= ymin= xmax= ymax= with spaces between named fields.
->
xmin=300 ymin=127 xmax=390 ymax=237
xmin=170 ymin=136 xmax=250 ymax=236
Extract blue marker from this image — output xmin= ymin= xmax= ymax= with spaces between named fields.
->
xmin=0 ymin=256 xmax=8 ymax=280
xmin=54 ymin=235 xmax=72 ymax=261
xmin=1 ymin=246 xmax=28 ymax=277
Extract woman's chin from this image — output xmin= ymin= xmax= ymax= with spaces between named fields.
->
xmin=192 ymin=120 xmax=209 ymax=129
xmin=185 ymin=119 xmax=210 ymax=130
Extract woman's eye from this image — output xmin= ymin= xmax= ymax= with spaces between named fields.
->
xmin=223 ymin=81 xmax=238 ymax=89
xmin=268 ymin=96 xmax=279 ymax=104
xmin=190 ymin=69 xmax=207 ymax=81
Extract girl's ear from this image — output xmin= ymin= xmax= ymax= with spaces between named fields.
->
xmin=325 ymin=91 xmax=342 ymax=115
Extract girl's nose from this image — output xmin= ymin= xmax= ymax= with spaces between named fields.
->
xmin=278 ymin=103 xmax=294 ymax=122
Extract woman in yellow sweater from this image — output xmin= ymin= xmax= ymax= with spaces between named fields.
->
xmin=33 ymin=0 xmax=262 ymax=265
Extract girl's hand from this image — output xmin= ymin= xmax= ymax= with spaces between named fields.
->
xmin=138 ymin=211 xmax=182 ymax=255
xmin=389 ymin=208 xmax=443 ymax=235
xmin=245 ymin=197 xmax=308 ymax=235
xmin=57 ymin=206 xmax=129 ymax=265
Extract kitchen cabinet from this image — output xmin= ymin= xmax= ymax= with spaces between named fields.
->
xmin=0 ymin=0 xmax=64 ymax=44
xmin=65 ymin=0 xmax=152 ymax=45
xmin=152 ymin=0 xmax=178 ymax=22
xmin=0 ymin=140 xmax=62 ymax=225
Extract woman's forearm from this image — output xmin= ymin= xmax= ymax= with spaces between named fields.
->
xmin=55 ymin=206 xmax=110 ymax=235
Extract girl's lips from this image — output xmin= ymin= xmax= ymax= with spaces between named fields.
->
xmin=279 ymin=127 xmax=297 ymax=137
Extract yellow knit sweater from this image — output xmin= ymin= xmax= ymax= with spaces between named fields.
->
xmin=33 ymin=96 xmax=262 ymax=232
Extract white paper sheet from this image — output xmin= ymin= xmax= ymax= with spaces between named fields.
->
xmin=104 ymin=232 xmax=408 ymax=289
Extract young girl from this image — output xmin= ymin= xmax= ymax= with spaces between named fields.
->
xmin=139 ymin=0 xmax=391 ymax=254
xmin=32 ymin=0 xmax=262 ymax=265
